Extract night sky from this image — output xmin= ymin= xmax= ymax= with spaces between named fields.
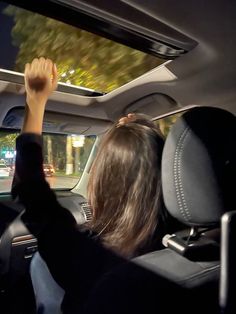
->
xmin=0 ymin=1 xmax=19 ymax=70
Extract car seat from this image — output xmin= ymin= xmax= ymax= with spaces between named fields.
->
xmin=131 ymin=106 xmax=236 ymax=312
xmin=83 ymin=106 xmax=236 ymax=314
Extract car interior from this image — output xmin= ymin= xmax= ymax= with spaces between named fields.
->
xmin=0 ymin=0 xmax=235 ymax=313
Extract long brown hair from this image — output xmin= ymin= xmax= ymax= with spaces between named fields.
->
xmin=87 ymin=116 xmax=164 ymax=257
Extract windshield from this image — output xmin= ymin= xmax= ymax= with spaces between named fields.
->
xmin=0 ymin=1 xmax=165 ymax=93
xmin=0 ymin=131 xmax=96 ymax=193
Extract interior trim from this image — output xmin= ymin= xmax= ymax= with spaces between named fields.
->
xmin=0 ymin=69 xmax=103 ymax=97
xmin=5 ymin=0 xmax=196 ymax=58
xmin=12 ymin=234 xmax=36 ymax=246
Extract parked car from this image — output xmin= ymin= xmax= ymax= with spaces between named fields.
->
xmin=7 ymin=164 xmax=15 ymax=176
xmin=0 ymin=163 xmax=9 ymax=178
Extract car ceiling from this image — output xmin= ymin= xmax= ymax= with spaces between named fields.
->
xmin=0 ymin=0 xmax=235 ymax=135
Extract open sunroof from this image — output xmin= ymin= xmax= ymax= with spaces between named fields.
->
xmin=0 ymin=1 xmax=167 ymax=93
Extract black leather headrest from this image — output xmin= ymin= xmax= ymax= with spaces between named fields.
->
xmin=162 ymin=107 xmax=236 ymax=227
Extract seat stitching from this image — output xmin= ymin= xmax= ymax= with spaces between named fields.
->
xmin=177 ymin=128 xmax=192 ymax=221
xmin=173 ymin=127 xmax=190 ymax=221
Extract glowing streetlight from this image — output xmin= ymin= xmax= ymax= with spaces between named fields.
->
xmin=72 ymin=135 xmax=85 ymax=148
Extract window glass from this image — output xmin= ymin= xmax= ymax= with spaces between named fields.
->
xmin=154 ymin=112 xmax=183 ymax=137
xmin=0 ymin=1 xmax=165 ymax=93
xmin=0 ymin=131 xmax=96 ymax=193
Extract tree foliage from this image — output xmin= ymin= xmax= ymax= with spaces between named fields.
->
xmin=0 ymin=133 xmax=18 ymax=151
xmin=155 ymin=113 xmax=182 ymax=137
xmin=4 ymin=6 xmax=163 ymax=92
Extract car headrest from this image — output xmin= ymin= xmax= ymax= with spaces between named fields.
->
xmin=162 ymin=107 xmax=236 ymax=227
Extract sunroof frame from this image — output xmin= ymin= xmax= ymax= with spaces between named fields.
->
xmin=4 ymin=0 xmax=195 ymax=59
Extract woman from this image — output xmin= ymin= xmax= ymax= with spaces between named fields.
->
xmin=13 ymin=58 xmax=178 ymax=313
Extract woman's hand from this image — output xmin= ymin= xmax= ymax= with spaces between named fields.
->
xmin=23 ymin=58 xmax=57 ymax=134
xmin=117 ymin=113 xmax=137 ymax=126
xmin=25 ymin=57 xmax=57 ymax=109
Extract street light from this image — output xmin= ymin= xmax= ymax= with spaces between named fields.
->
xmin=72 ymin=135 xmax=85 ymax=148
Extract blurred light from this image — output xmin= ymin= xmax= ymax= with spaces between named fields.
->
xmin=72 ymin=135 xmax=85 ymax=147
xmin=61 ymin=72 xmax=67 ymax=78
xmin=5 ymin=151 xmax=14 ymax=158
xmin=66 ymin=79 xmax=71 ymax=84
xmin=69 ymin=69 xmax=75 ymax=74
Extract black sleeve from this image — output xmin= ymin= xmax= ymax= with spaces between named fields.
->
xmin=12 ymin=133 xmax=76 ymax=226
xmin=11 ymin=133 xmax=124 ymax=304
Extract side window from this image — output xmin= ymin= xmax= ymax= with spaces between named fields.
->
xmin=154 ymin=112 xmax=182 ymax=137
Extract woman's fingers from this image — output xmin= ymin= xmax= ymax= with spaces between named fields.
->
xmin=24 ymin=63 xmax=31 ymax=85
xmin=52 ymin=63 xmax=58 ymax=90
xmin=118 ymin=113 xmax=137 ymax=125
xmin=24 ymin=62 xmax=31 ymax=75
xmin=44 ymin=58 xmax=53 ymax=73
xmin=127 ymin=113 xmax=136 ymax=119
xmin=24 ymin=57 xmax=57 ymax=94
xmin=27 ymin=57 xmax=51 ymax=77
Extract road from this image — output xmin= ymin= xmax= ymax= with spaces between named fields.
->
xmin=0 ymin=175 xmax=79 ymax=193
